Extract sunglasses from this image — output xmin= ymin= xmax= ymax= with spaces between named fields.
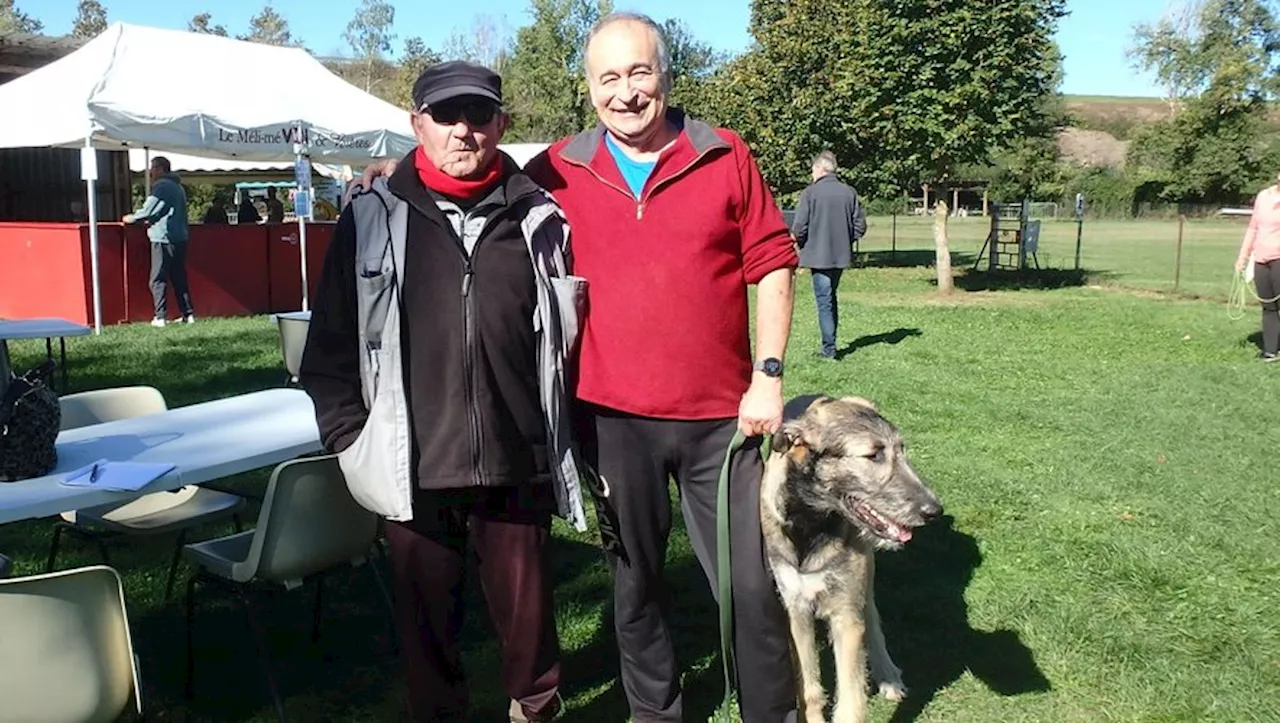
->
xmin=424 ymin=100 xmax=500 ymax=126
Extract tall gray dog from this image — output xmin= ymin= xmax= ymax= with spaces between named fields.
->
xmin=760 ymin=395 xmax=942 ymax=723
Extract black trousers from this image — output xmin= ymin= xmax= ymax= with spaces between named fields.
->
xmin=576 ymin=404 xmax=797 ymax=723
xmin=150 ymin=241 xmax=194 ymax=319
xmin=1255 ymin=260 xmax=1280 ymax=355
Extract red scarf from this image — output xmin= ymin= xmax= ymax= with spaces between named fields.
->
xmin=414 ymin=146 xmax=504 ymax=201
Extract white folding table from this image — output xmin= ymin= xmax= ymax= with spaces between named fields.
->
xmin=0 ymin=318 xmax=93 ymax=393
xmin=0 ymin=388 xmax=322 ymax=525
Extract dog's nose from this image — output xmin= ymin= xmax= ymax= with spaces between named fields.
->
xmin=920 ymin=498 xmax=943 ymax=522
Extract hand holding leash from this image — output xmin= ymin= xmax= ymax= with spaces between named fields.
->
xmin=738 ymin=377 xmax=783 ymax=437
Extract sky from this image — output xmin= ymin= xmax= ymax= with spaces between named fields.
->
xmin=25 ymin=0 xmax=1175 ymax=98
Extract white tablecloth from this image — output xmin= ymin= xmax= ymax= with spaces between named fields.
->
xmin=0 ymin=388 xmax=322 ymax=524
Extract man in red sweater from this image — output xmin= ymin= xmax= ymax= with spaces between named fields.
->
xmin=357 ymin=13 xmax=799 ymax=722
xmin=527 ymin=13 xmax=799 ymax=722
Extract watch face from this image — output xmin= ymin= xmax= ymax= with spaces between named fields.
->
xmin=762 ymin=358 xmax=783 ymax=376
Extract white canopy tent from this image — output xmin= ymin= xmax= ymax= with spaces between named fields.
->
xmin=0 ymin=22 xmax=416 ymax=332
xmin=125 ymin=148 xmax=353 ymax=181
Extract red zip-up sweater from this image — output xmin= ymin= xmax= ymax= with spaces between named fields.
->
xmin=525 ymin=112 xmax=797 ymax=420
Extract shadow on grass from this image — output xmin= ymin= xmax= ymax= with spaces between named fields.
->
xmin=1247 ymin=331 xmax=1263 ymax=352
xmin=123 ymin=533 xmax=629 ymax=722
xmin=837 ymin=328 xmax=923 ymax=359
xmin=878 ymin=515 xmax=1051 ymax=723
xmin=560 ymin=541 xmax=729 ymax=723
xmin=952 ymin=267 xmax=1100 ymax=292
xmin=860 ymin=250 xmax=978 ymax=269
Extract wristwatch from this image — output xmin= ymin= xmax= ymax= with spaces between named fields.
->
xmin=754 ymin=357 xmax=784 ymax=378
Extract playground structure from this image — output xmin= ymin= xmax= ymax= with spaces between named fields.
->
xmin=974 ymin=200 xmax=1041 ymax=271
xmin=972 ymin=195 xmax=1085 ymax=272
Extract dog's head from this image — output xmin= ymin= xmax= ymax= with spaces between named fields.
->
xmin=773 ymin=395 xmax=942 ymax=550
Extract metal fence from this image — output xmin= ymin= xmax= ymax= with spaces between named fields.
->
xmin=848 ymin=212 xmax=1248 ymax=300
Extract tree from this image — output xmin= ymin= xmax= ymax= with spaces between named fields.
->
xmin=188 ymin=12 xmax=228 ymax=37
xmin=659 ymin=18 xmax=726 ymax=118
xmin=983 ymin=41 xmax=1068 ymax=203
xmin=241 ymin=4 xmax=302 ymax=48
xmin=661 ymin=18 xmax=719 ymax=81
xmin=1129 ymin=1 xmax=1206 ymax=114
xmin=703 ymin=0 xmax=1067 ymax=202
xmin=442 ymin=14 xmax=513 ymax=73
xmin=0 ymin=0 xmax=43 ymax=34
xmin=388 ymin=36 xmax=443 ymax=109
xmin=343 ymin=0 xmax=396 ymax=92
xmin=71 ymin=0 xmax=108 ymax=39
xmin=934 ymin=200 xmax=953 ymax=293
xmin=502 ymin=0 xmax=612 ymax=142
xmin=1127 ymin=0 xmax=1280 ymax=203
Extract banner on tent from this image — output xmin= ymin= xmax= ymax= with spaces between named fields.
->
xmin=215 ymin=126 xmax=375 ymax=152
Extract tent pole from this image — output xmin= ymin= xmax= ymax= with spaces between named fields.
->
xmin=143 ymin=146 xmax=151 ymax=196
xmin=298 ymin=187 xmax=309 ymax=312
xmin=84 ymin=136 xmax=103 ymax=335
xmin=295 ymin=122 xmax=310 ymax=312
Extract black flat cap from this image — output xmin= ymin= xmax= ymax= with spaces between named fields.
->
xmin=412 ymin=61 xmax=502 ymax=111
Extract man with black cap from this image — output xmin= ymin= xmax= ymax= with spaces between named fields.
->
xmin=299 ymin=60 xmax=587 ymax=723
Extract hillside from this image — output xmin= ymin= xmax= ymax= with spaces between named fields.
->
xmin=1062 ymin=94 xmax=1170 ymax=140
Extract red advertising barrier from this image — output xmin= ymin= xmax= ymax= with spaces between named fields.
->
xmin=0 ymin=223 xmax=121 ymax=325
xmin=0 ymin=222 xmax=337 ymax=325
xmin=267 ymin=223 xmax=333 ymax=313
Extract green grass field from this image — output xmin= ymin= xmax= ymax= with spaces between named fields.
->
xmin=2 ymin=242 xmax=1277 ymax=721
xmin=860 ymin=214 xmax=1250 ymax=300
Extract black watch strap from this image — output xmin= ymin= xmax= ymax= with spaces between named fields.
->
xmin=754 ymin=357 xmax=784 ymax=377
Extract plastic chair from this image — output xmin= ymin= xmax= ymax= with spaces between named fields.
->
xmin=183 ymin=454 xmax=392 ymax=721
xmin=0 ymin=565 xmax=142 ymax=722
xmin=48 ymin=387 xmax=248 ymax=600
xmin=276 ymin=315 xmax=310 ymax=386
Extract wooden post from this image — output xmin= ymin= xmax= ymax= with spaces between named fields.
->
xmin=922 ymin=183 xmax=930 ymax=211
xmin=935 ymin=200 xmax=954 ymax=294
xmin=891 ymin=212 xmax=897 ymax=263
xmin=1174 ymin=214 xmax=1185 ymax=291
xmin=952 ymin=188 xmax=959 ymax=215
xmin=982 ymin=188 xmax=989 ymax=216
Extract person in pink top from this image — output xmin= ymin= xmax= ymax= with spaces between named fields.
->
xmin=1235 ymin=177 xmax=1280 ymax=362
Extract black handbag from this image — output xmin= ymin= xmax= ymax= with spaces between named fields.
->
xmin=0 ymin=359 xmax=61 ymax=482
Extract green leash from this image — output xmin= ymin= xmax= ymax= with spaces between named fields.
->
xmin=1229 ymin=267 xmax=1280 ymax=321
xmin=715 ymin=429 xmax=770 ymax=722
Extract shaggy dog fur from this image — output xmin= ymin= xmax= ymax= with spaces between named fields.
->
xmin=760 ymin=395 xmax=942 ymax=723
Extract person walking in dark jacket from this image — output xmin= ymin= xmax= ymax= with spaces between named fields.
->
xmin=791 ymin=150 xmax=866 ymax=359
xmin=124 ymin=156 xmax=195 ymax=327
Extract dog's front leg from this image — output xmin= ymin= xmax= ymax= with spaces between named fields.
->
xmin=785 ymin=607 xmax=826 ymax=723
xmin=864 ymin=557 xmax=907 ymax=701
xmin=829 ymin=610 xmax=868 ymax=723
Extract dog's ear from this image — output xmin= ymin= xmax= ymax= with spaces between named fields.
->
xmin=772 ymin=421 xmax=802 ymax=453
xmin=774 ymin=419 xmax=818 ymax=468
